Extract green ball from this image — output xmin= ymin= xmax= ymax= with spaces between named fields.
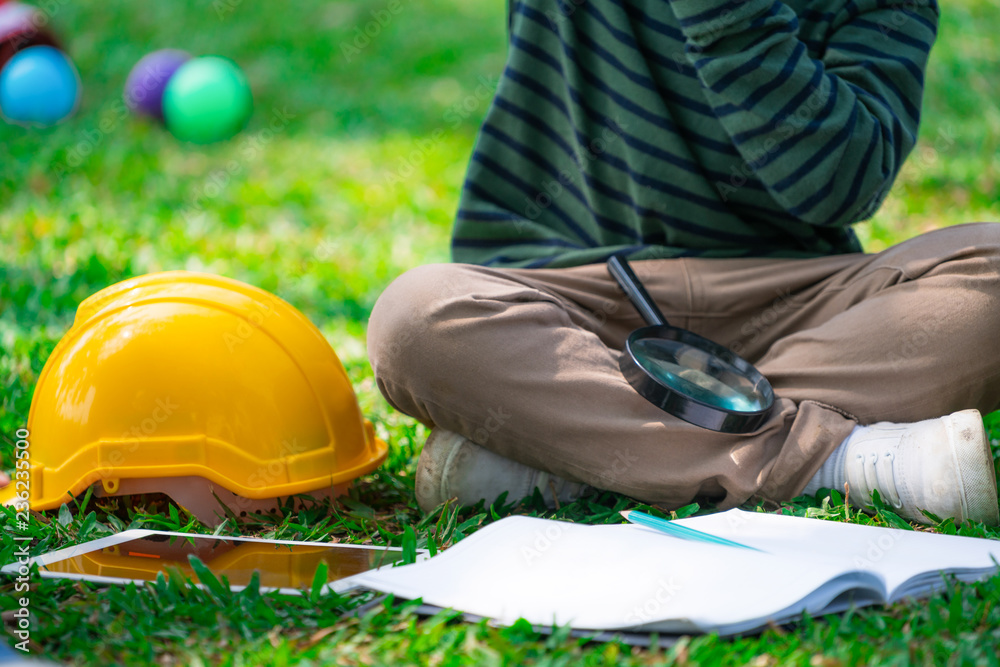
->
xmin=162 ymin=56 xmax=253 ymax=144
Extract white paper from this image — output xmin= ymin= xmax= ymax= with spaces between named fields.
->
xmin=352 ymin=517 xmax=916 ymax=632
xmin=673 ymin=510 xmax=1000 ymax=598
xmin=350 ymin=510 xmax=1000 ymax=634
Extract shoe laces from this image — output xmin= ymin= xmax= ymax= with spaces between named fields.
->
xmin=852 ymin=450 xmax=903 ymax=509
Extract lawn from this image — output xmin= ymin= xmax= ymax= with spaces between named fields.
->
xmin=2 ymin=0 xmax=1000 ymax=665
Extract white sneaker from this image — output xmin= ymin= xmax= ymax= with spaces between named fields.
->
xmin=845 ymin=409 xmax=999 ymax=526
xmin=414 ymin=428 xmax=591 ymax=513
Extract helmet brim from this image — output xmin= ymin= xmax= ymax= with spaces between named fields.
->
xmin=0 ymin=481 xmax=21 ymax=509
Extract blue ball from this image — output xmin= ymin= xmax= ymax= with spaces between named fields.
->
xmin=0 ymin=45 xmax=80 ymax=126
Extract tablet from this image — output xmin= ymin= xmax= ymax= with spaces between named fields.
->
xmin=1 ymin=530 xmax=429 ymax=594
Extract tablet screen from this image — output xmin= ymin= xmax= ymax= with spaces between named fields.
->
xmin=39 ymin=533 xmax=408 ymax=590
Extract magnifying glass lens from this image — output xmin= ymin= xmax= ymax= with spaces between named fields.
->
xmin=631 ymin=338 xmax=768 ymax=413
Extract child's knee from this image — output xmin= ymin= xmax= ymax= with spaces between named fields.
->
xmin=367 ymin=263 xmax=473 ymax=385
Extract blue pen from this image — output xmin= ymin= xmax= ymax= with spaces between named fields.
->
xmin=620 ymin=510 xmax=763 ymax=552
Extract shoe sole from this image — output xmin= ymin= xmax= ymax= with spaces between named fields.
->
xmin=946 ymin=410 xmax=1000 ymax=526
xmin=415 ymin=428 xmax=593 ymax=514
xmin=414 ymin=428 xmax=468 ymax=514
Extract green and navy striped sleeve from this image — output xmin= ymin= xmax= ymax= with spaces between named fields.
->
xmin=671 ymin=0 xmax=938 ymax=227
xmin=451 ymin=0 xmax=939 ymax=268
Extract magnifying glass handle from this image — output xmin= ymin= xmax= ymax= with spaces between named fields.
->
xmin=607 ymin=254 xmax=669 ymax=327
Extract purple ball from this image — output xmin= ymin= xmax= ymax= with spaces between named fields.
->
xmin=124 ymin=49 xmax=190 ymax=120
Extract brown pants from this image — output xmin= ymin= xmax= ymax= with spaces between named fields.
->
xmin=367 ymin=223 xmax=1000 ymax=509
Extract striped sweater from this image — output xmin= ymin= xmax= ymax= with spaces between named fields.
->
xmin=451 ymin=0 xmax=940 ymax=268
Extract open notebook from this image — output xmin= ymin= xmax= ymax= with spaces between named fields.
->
xmin=347 ymin=509 xmax=1000 ymax=636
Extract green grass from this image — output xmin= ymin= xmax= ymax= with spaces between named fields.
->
xmin=2 ymin=1 xmax=1000 ymax=665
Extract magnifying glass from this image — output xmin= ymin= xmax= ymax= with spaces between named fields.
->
xmin=608 ymin=255 xmax=775 ymax=434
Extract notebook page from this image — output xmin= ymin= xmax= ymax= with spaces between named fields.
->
xmin=675 ymin=510 xmax=1000 ymax=598
xmin=637 ymin=571 xmax=886 ymax=635
xmin=349 ymin=515 xmax=877 ymax=632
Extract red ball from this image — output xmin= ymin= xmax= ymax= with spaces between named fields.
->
xmin=0 ymin=2 xmax=62 ymax=73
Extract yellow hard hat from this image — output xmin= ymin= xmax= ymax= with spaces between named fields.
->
xmin=1 ymin=271 xmax=387 ymax=517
